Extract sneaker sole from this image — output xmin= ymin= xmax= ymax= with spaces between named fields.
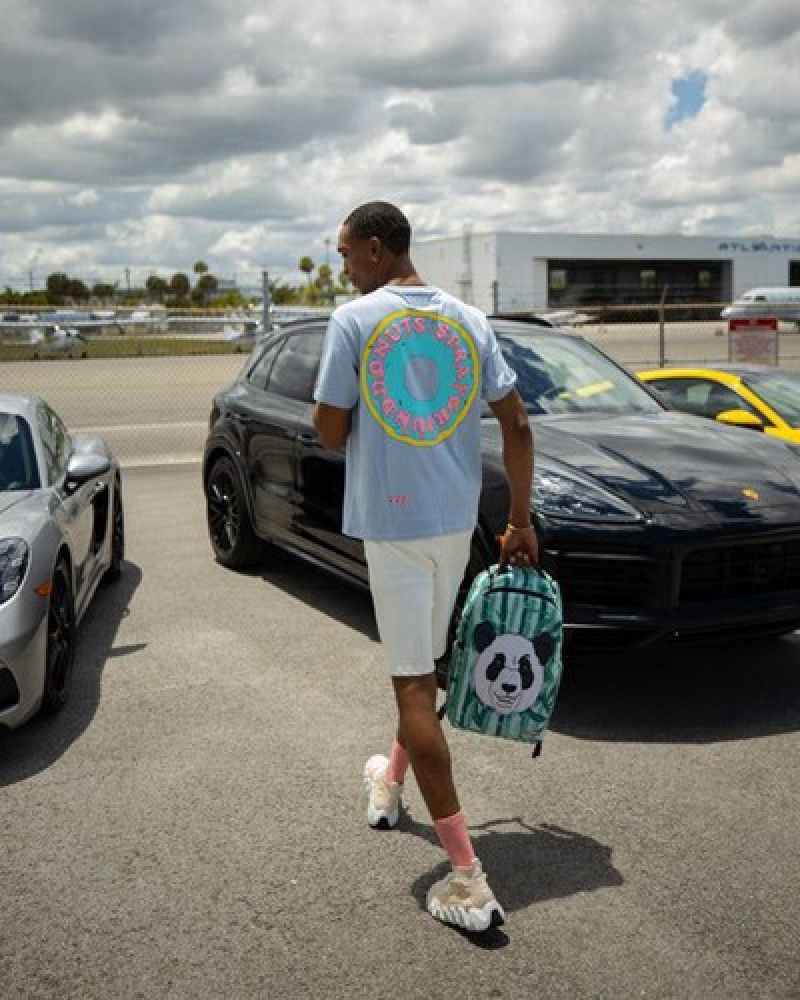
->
xmin=427 ymin=899 xmax=506 ymax=933
xmin=368 ymin=814 xmax=397 ymax=830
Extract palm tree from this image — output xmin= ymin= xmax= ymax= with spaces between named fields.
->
xmin=145 ymin=274 xmax=169 ymax=302
xmin=298 ymin=256 xmax=315 ymax=287
xmin=170 ymin=272 xmax=191 ymax=299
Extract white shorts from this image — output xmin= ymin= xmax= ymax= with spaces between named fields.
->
xmin=364 ymin=530 xmax=473 ymax=677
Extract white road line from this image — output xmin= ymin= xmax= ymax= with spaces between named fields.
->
xmin=122 ymin=455 xmax=202 ymax=468
xmin=73 ymin=421 xmax=207 ymax=433
xmin=71 ymin=420 xmax=208 ymax=467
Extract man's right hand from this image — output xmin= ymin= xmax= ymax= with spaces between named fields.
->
xmin=497 ymin=523 xmax=539 ymax=568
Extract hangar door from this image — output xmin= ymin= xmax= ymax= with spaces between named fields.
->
xmin=546 ymin=259 xmax=731 ymax=310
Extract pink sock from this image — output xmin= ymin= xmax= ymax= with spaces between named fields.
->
xmin=384 ymin=739 xmax=410 ymax=785
xmin=433 ymin=811 xmax=477 ymax=869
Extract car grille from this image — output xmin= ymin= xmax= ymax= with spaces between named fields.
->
xmin=680 ymin=537 xmax=800 ymax=602
xmin=546 ymin=549 xmax=662 ymax=609
xmin=545 ymin=535 xmax=800 ymax=616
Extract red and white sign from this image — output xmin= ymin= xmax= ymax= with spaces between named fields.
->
xmin=728 ymin=317 xmax=778 ymax=365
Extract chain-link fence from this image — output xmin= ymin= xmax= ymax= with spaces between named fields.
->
xmin=3 ymin=300 xmax=800 ymax=369
xmin=565 ymin=316 xmax=800 ymax=371
xmin=490 ymin=299 xmax=800 ymax=370
xmin=2 ymin=302 xmax=799 ymax=468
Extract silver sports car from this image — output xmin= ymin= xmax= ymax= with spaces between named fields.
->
xmin=0 ymin=393 xmax=124 ymax=728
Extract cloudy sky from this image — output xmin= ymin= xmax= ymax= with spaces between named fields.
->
xmin=1 ymin=0 xmax=798 ymax=291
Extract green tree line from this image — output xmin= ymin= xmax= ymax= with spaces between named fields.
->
xmin=2 ymin=255 xmax=354 ymax=310
xmin=296 ymin=256 xmax=350 ymax=305
xmin=1 ymin=261 xmax=223 ymax=309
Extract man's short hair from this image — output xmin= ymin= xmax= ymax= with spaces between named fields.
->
xmin=343 ymin=201 xmax=411 ymax=255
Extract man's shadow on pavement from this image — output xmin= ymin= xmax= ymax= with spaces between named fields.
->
xmin=401 ymin=815 xmax=623 ymax=948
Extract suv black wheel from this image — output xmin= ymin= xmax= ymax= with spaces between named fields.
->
xmin=206 ymin=454 xmax=264 ymax=569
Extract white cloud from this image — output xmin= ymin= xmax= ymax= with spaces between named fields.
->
xmin=67 ymin=189 xmax=101 ymax=207
xmin=0 ymin=0 xmax=798 ymax=289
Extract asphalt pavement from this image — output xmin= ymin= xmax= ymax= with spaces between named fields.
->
xmin=0 ymin=354 xmax=243 ymax=465
xmin=1 ymin=463 xmax=798 ymax=999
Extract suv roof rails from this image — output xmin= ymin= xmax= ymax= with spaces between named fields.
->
xmin=489 ymin=313 xmax=555 ymax=327
xmin=264 ymin=316 xmax=331 ymax=334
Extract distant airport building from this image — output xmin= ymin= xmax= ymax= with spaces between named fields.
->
xmin=412 ymin=231 xmax=800 ymax=315
xmin=210 ymin=278 xmax=240 ymax=302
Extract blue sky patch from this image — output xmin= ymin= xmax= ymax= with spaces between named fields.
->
xmin=665 ymin=70 xmax=707 ymax=129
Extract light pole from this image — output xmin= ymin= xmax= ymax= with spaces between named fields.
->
xmin=28 ymin=248 xmax=41 ymax=294
xmin=262 ymin=270 xmax=271 ymax=332
xmin=324 ymin=238 xmax=332 ymax=304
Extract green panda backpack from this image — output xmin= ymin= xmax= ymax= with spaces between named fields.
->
xmin=443 ymin=563 xmax=563 ymax=758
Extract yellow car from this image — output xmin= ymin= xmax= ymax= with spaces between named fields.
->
xmin=637 ymin=365 xmax=800 ymax=445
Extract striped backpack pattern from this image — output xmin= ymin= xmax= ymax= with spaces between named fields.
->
xmin=445 ymin=564 xmax=563 ymax=754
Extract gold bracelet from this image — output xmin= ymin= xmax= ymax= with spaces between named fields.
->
xmin=506 ymin=523 xmax=535 ymax=534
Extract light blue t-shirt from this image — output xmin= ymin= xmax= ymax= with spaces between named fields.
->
xmin=313 ymin=285 xmax=516 ymax=541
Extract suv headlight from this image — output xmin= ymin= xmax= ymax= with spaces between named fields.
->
xmin=0 ymin=538 xmax=29 ymax=605
xmin=534 ymin=469 xmax=644 ymax=523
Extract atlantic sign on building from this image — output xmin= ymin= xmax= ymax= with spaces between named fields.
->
xmin=413 ymin=231 xmax=800 ymax=313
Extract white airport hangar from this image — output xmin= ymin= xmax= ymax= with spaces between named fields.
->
xmin=411 ymin=232 xmax=800 ymax=315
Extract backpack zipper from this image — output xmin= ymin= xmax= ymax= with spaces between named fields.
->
xmin=484 ymin=585 xmax=558 ymax=606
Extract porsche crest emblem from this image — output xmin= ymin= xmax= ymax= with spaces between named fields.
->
xmin=741 ymin=488 xmax=761 ymax=501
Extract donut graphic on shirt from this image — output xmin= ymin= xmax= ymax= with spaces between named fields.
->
xmin=361 ymin=310 xmax=479 ymax=447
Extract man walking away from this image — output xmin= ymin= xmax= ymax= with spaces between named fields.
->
xmin=313 ymin=201 xmax=537 ymax=933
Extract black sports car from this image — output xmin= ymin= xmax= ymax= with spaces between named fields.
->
xmin=203 ymin=318 xmax=800 ymax=651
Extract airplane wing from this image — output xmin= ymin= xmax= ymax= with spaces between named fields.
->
xmin=168 ymin=313 xmax=254 ymax=326
xmin=1 ymin=312 xmax=165 ymax=334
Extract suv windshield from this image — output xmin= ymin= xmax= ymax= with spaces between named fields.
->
xmin=494 ymin=330 xmax=664 ymax=416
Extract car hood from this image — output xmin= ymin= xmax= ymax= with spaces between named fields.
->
xmin=0 ymin=490 xmax=48 ymax=538
xmin=482 ymin=411 xmax=800 ymax=522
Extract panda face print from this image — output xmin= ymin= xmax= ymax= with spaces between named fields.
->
xmin=472 ymin=630 xmax=545 ymax=716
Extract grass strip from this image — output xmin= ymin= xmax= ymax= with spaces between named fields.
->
xmin=0 ymin=337 xmax=250 ymax=361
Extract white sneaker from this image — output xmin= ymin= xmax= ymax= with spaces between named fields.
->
xmin=426 ymin=859 xmax=505 ymax=933
xmin=363 ymin=754 xmax=402 ymax=830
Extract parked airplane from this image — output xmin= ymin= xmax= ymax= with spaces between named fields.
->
xmin=223 ymin=322 xmax=266 ymax=347
xmin=0 ymin=308 xmax=165 ymax=333
xmin=720 ymin=287 xmax=800 ymax=322
xmin=173 ymin=306 xmax=331 ymax=328
xmin=170 ymin=312 xmax=255 ymax=329
xmin=27 ymin=326 xmax=88 ymax=354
